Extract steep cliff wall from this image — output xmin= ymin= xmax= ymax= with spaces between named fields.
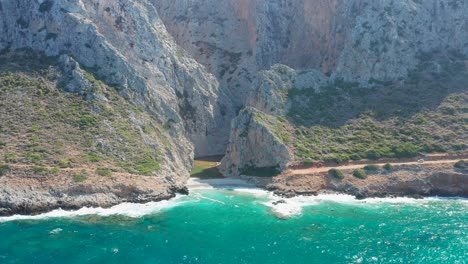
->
xmin=334 ymin=0 xmax=468 ymax=82
xmin=155 ymin=1 xmax=468 ymax=170
xmin=0 ymin=0 xmax=231 ymax=160
xmin=156 ymin=0 xmax=468 ymax=175
xmin=1 ymin=0 xmax=467 ymax=185
xmin=155 ymin=0 xmax=468 ymax=90
xmin=154 ymin=0 xmax=361 ymax=107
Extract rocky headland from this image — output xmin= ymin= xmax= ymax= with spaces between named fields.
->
xmin=244 ymin=163 xmax=468 ymax=199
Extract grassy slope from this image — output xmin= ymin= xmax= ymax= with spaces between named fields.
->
xmin=0 ymin=54 xmax=169 ymax=178
xmin=264 ymin=52 xmax=468 ymax=164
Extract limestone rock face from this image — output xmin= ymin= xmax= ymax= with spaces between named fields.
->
xmin=247 ymin=65 xmax=327 ymax=116
xmin=154 ymin=0 xmax=358 ymax=107
xmin=59 ymin=55 xmax=94 ymax=95
xmin=0 ymin=0 xmax=231 ymax=181
xmin=154 ymin=0 xmax=468 ymax=173
xmin=221 ymin=64 xmax=328 ymax=175
xmin=220 ymin=107 xmax=291 ymax=177
xmin=153 ymin=0 xmax=361 ymax=157
xmin=333 ymin=0 xmax=468 ymax=83
xmin=155 ymin=0 xmax=468 ymax=90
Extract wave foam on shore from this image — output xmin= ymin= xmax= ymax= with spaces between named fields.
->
xmin=0 ymin=195 xmax=188 ymax=222
xmin=1 ymin=178 xmax=466 ymax=222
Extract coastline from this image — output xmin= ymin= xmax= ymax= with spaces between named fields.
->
xmin=245 ymin=163 xmax=468 ymax=199
xmin=0 ymin=169 xmax=188 ymax=217
xmin=1 ymin=176 xmax=466 ymax=222
xmin=0 ymin=162 xmax=466 ymax=217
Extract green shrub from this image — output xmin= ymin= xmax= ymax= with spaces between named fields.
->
xmin=58 ymin=158 xmax=71 ymax=168
xmin=383 ymin=163 xmax=393 ymax=170
xmin=78 ymin=114 xmax=97 ymax=129
xmin=0 ymin=164 xmax=10 ymax=176
xmin=393 ymin=143 xmax=421 ymax=158
xmin=86 ymin=152 xmax=103 ymax=163
xmin=29 ymin=124 xmax=41 ymax=133
xmin=454 ymin=160 xmax=467 ymax=169
xmin=32 ymin=166 xmax=48 ymax=173
xmin=4 ymin=152 xmax=17 ymax=162
xmin=329 ymin=169 xmax=345 ymax=180
xmin=24 ymin=152 xmax=44 ymax=163
xmin=135 ymin=158 xmax=160 ymax=176
xmin=350 ymin=153 xmax=364 ymax=161
xmin=50 ymin=167 xmax=60 ymax=174
xmin=363 ymin=165 xmax=379 ymax=171
xmin=366 ymin=150 xmax=381 ymax=160
xmin=73 ymin=171 xmax=88 ymax=183
xmin=0 ymin=141 xmax=6 ymax=148
xmin=323 ymin=154 xmax=349 ymax=164
xmin=353 ymin=169 xmax=368 ymax=179
xmin=96 ymin=168 xmax=112 ymax=177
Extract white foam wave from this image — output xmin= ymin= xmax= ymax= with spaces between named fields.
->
xmin=236 ymin=190 xmax=468 ymax=219
xmin=0 ymin=195 xmax=188 ymax=223
xmin=1 ymin=185 xmax=465 ymax=222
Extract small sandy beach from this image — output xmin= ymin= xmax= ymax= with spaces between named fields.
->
xmin=186 ymin=178 xmax=257 ymax=190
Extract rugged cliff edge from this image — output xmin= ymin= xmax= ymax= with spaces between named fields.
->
xmin=248 ymin=163 xmax=468 ymax=199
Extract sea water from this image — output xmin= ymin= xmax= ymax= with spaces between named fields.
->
xmin=0 ymin=188 xmax=466 ymax=263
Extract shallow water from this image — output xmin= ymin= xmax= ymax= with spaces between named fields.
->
xmin=0 ymin=189 xmax=467 ymax=263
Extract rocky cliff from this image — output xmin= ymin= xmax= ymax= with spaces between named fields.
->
xmin=156 ymin=0 xmax=468 ymax=86
xmin=0 ymin=0 xmax=231 ymax=158
xmin=0 ymin=0 xmax=232 ymax=214
xmin=153 ymin=0 xmax=468 ymax=176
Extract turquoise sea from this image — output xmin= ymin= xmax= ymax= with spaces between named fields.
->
xmin=0 ymin=188 xmax=467 ymax=264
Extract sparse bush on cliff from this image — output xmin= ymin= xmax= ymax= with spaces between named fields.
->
xmin=32 ymin=166 xmax=48 ymax=173
xmin=353 ymin=169 xmax=368 ymax=179
xmin=77 ymin=114 xmax=97 ymax=129
xmin=73 ymin=171 xmax=88 ymax=183
xmin=383 ymin=163 xmax=393 ymax=170
xmin=24 ymin=152 xmax=44 ymax=164
xmin=135 ymin=158 xmax=160 ymax=176
xmin=0 ymin=164 xmax=10 ymax=176
xmin=86 ymin=152 xmax=103 ymax=163
xmin=324 ymin=154 xmax=349 ymax=164
xmin=392 ymin=143 xmax=421 ymax=158
xmin=4 ymin=152 xmax=17 ymax=163
xmin=454 ymin=160 xmax=467 ymax=169
xmin=58 ymin=158 xmax=72 ymax=168
xmin=329 ymin=169 xmax=345 ymax=180
xmin=96 ymin=168 xmax=112 ymax=177
xmin=363 ymin=165 xmax=379 ymax=171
